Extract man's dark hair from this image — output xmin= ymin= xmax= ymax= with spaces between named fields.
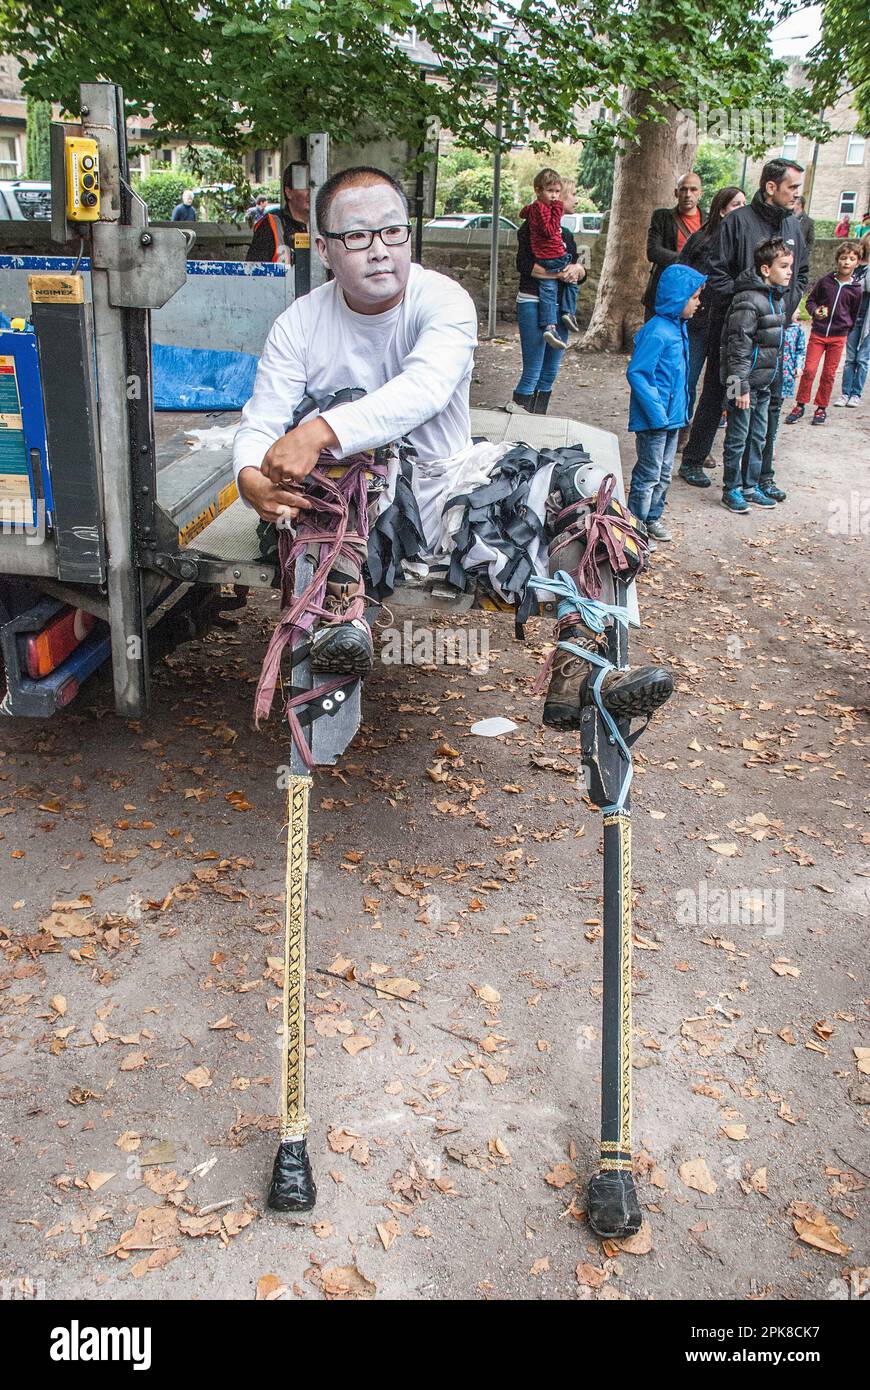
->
xmin=759 ymin=158 xmax=804 ymax=191
xmin=754 ymin=236 xmax=791 ymax=272
xmin=315 ymin=166 xmax=408 ymax=234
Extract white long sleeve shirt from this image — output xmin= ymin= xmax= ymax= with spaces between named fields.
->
xmin=232 ymin=263 xmax=478 ymax=489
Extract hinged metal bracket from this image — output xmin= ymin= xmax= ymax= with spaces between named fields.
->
xmin=91 ymin=224 xmax=189 ymax=308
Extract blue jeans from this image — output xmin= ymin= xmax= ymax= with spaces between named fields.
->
xmin=627 ymin=428 xmax=678 ymax=524
xmin=724 ymin=388 xmax=770 ymax=491
xmin=842 ymin=311 xmax=870 ymax=399
xmin=515 ymin=299 xmax=568 ymax=395
xmin=536 ymin=253 xmax=575 ymax=327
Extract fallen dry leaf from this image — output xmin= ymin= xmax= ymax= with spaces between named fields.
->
xmin=375 ymin=976 xmax=420 ymax=1000
xmin=321 ymin=1264 xmax=376 ymax=1300
xmin=679 ymin=1158 xmax=717 ymax=1195
xmin=183 ymin=1066 xmax=212 ymax=1090
xmin=544 ymin=1163 xmax=577 ymax=1190
xmin=722 ymin=1124 xmax=747 ymax=1141
xmin=119 ymin=1051 xmax=147 ymax=1072
xmin=854 ymin=1048 xmax=870 ymax=1076
xmin=376 ymin=1218 xmax=401 ymax=1251
xmin=789 ymin=1203 xmax=850 ymax=1256
xmin=576 ymin=1261 xmax=609 ymax=1288
xmin=84 ymin=1171 xmax=115 ymax=1192
xmin=472 ymin=984 xmax=501 ymax=1004
xmin=613 ymin=1220 xmax=653 ymax=1255
xmin=770 ymin=961 xmax=800 ymax=978
xmin=255 ymin=1274 xmax=287 ymax=1301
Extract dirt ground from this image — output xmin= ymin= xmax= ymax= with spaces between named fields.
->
xmin=0 ymin=339 xmax=867 ymax=1303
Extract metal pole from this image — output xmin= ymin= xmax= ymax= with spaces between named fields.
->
xmin=486 ymin=42 xmax=505 ymax=339
xmin=307 ymin=133 xmax=329 ymax=291
xmin=82 ymin=83 xmax=148 ymax=718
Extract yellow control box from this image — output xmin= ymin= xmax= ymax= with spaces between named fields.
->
xmin=64 ymin=136 xmax=100 ymax=221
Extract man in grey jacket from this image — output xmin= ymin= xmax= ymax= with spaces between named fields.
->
xmin=679 ymin=158 xmax=809 ymax=501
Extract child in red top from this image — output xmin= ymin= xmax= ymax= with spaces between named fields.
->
xmin=520 ymin=168 xmax=576 ymax=349
xmin=786 ymin=240 xmax=863 ymax=425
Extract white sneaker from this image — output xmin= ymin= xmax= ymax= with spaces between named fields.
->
xmin=833 ymin=395 xmax=849 ymax=406
xmin=846 ymin=396 xmax=860 ymax=408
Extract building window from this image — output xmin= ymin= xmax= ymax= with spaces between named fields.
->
xmin=0 ymin=135 xmax=20 ymax=179
xmin=264 ymin=153 xmax=275 ymax=180
xmin=846 ymin=134 xmax=866 ymax=167
xmin=128 ymin=147 xmax=145 ymax=177
xmin=839 ymin=190 xmax=857 ymax=217
xmin=782 ymin=134 xmax=799 ymax=160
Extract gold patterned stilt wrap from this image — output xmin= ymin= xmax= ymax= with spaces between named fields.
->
xmin=280 ymin=775 xmax=311 ymax=1140
xmin=599 ymin=811 xmax=633 ymax=1172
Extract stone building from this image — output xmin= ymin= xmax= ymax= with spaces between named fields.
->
xmin=742 ymin=68 xmax=869 ymax=224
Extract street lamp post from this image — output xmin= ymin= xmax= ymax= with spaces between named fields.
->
xmin=486 ymin=29 xmax=509 ymax=339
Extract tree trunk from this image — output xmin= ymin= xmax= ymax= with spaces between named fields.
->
xmin=580 ymin=90 xmax=696 ymax=353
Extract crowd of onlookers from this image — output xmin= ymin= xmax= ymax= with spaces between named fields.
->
xmin=509 ymin=159 xmax=870 ymax=546
xmin=626 ymin=160 xmax=869 ymax=538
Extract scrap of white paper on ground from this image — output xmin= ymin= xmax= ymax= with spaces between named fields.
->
xmin=470 ymin=717 xmax=518 ymax=737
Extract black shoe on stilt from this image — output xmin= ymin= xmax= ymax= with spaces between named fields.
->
xmin=309 ymin=619 xmax=373 ymax=676
xmin=587 ymin=1170 xmax=642 ymax=1238
xmin=532 ymin=390 xmax=551 ymax=415
xmin=267 ymin=1138 xmax=317 ymax=1212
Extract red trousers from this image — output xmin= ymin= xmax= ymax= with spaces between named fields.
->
xmin=796 ymin=331 xmax=847 ymax=408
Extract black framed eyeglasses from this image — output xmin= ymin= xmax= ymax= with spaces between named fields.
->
xmin=322 ymin=224 xmax=412 ymax=251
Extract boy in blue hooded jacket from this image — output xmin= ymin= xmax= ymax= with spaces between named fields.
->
xmin=626 ymin=263 xmax=706 ymax=542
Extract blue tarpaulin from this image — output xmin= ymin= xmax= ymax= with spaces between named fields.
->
xmin=153 ymin=343 xmax=259 ymax=411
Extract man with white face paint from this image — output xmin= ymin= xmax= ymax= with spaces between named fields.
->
xmin=234 ymin=165 xmax=480 ymax=672
xmin=235 ymin=166 xmax=672 ymax=726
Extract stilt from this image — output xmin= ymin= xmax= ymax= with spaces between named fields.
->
xmin=267 ymin=770 xmax=317 ymax=1211
xmin=586 ymin=806 xmax=642 ymax=1236
xmin=265 ymin=552 xmax=364 ymax=1213
xmin=578 ymin=578 xmax=643 ymax=1237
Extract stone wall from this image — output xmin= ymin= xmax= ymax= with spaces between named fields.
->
xmin=0 ymin=219 xmax=847 ymax=327
xmin=421 ymin=229 xmax=600 ymax=326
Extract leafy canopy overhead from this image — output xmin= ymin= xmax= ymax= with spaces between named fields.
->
xmin=0 ymin=0 xmax=824 ymax=154
xmin=806 ymin=0 xmax=869 ymax=134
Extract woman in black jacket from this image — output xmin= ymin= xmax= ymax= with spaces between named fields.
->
xmin=679 ymin=185 xmax=745 ymax=417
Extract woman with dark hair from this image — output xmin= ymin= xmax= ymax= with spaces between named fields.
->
xmin=678 ymin=185 xmax=746 ymax=418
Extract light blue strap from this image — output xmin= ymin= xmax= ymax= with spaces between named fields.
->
xmin=530 ymin=570 xmax=633 ymax=812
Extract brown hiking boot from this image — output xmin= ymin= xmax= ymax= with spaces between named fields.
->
xmin=543 ymin=620 xmax=673 ymax=729
xmin=309 ymin=578 xmax=373 ymax=676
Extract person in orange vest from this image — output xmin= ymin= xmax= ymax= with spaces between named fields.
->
xmin=247 ymin=161 xmax=309 ymax=264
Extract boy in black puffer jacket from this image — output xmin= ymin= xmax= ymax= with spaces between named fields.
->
xmin=719 ymin=238 xmax=792 ymax=513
